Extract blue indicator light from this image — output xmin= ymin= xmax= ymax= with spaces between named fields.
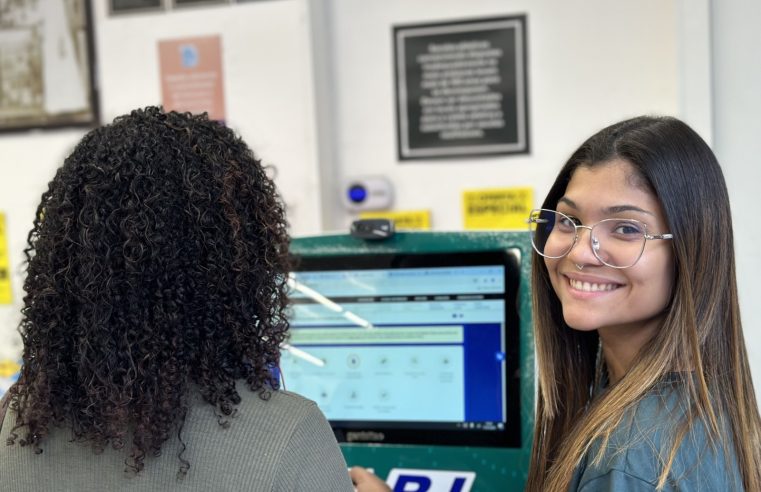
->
xmin=495 ymin=352 xmax=506 ymax=362
xmin=348 ymin=185 xmax=367 ymax=203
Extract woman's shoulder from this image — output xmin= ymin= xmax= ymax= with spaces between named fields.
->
xmin=0 ymin=386 xmax=346 ymax=491
xmin=187 ymin=386 xmax=326 ymax=434
xmin=574 ymin=380 xmax=743 ymax=491
xmin=237 ymin=387 xmax=321 ymax=412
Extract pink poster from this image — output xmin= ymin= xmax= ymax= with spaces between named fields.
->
xmin=158 ymin=35 xmax=226 ymax=121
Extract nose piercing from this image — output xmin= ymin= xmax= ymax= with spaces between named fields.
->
xmin=575 ymin=263 xmax=584 ymax=271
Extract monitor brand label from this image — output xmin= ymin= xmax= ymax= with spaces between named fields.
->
xmin=346 ymin=431 xmax=385 ymax=442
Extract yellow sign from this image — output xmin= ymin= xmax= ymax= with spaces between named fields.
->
xmin=0 ymin=213 xmax=11 ymax=304
xmin=359 ymin=210 xmax=431 ymax=230
xmin=0 ymin=359 xmax=20 ymax=378
xmin=462 ymin=187 xmax=533 ymax=230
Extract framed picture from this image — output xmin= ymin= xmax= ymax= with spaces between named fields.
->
xmin=0 ymin=0 xmax=99 ymax=132
xmin=173 ymin=0 xmax=230 ymax=7
xmin=394 ymin=16 xmax=529 ymax=160
xmin=109 ymin=0 xmax=166 ymax=15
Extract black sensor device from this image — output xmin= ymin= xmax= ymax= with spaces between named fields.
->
xmin=350 ymin=219 xmax=395 ymax=240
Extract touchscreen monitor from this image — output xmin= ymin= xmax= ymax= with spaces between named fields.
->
xmin=280 ymin=250 xmax=522 ymax=447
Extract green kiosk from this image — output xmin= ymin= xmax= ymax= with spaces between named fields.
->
xmin=285 ymin=230 xmax=534 ymax=491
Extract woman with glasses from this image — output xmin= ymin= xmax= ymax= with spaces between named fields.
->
xmin=526 ymin=116 xmax=761 ymax=491
xmin=350 ymin=116 xmax=761 ymax=492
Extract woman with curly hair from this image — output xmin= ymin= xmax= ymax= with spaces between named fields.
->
xmin=0 ymin=107 xmax=354 ymax=491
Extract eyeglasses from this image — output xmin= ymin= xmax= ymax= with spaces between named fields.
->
xmin=527 ymin=208 xmax=673 ymax=268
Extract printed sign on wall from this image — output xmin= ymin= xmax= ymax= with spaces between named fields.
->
xmin=0 ymin=213 xmax=12 ymax=304
xmin=462 ymin=187 xmax=533 ymax=230
xmin=394 ymin=16 xmax=529 ymax=160
xmin=158 ymin=35 xmax=226 ymax=121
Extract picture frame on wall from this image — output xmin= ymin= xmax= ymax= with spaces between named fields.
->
xmin=109 ymin=0 xmax=166 ymax=15
xmin=394 ymin=15 xmax=530 ymax=160
xmin=0 ymin=0 xmax=99 ymax=132
xmin=173 ymin=0 xmax=230 ymax=7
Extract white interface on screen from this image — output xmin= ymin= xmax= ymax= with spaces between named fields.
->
xmin=280 ymin=265 xmax=506 ymax=424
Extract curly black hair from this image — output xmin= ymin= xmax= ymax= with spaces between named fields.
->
xmin=7 ymin=107 xmax=291 ymax=476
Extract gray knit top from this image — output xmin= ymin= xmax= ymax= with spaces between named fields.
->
xmin=0 ymin=387 xmax=354 ymax=491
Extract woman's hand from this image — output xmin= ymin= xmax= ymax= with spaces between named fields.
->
xmin=349 ymin=466 xmax=392 ymax=492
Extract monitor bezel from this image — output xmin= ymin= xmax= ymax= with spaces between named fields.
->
xmin=288 ymin=249 xmax=523 ymax=448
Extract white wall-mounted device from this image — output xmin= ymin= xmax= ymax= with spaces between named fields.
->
xmin=341 ymin=176 xmax=394 ymax=212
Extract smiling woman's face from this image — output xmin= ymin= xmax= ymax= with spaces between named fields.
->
xmin=545 ymin=159 xmax=675 ymax=335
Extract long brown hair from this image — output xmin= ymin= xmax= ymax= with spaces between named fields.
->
xmin=526 ymin=116 xmax=761 ymax=491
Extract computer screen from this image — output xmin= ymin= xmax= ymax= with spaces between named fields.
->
xmin=281 ymin=250 xmax=522 ymax=447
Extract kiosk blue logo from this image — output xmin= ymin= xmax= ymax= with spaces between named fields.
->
xmin=179 ymin=44 xmax=199 ymax=68
xmin=386 ymin=469 xmax=476 ymax=492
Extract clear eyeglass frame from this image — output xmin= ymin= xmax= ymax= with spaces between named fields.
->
xmin=527 ymin=208 xmax=674 ymax=269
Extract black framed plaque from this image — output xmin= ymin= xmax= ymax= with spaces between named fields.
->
xmin=394 ymin=16 xmax=529 ymax=160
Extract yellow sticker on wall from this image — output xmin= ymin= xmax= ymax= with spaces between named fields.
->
xmin=0 ymin=359 xmax=20 ymax=378
xmin=462 ymin=187 xmax=533 ymax=230
xmin=0 ymin=213 xmax=12 ymax=304
xmin=359 ymin=210 xmax=432 ymax=230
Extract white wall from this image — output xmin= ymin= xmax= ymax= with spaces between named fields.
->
xmin=319 ymin=0 xmax=761 ymax=397
xmin=711 ymin=0 xmax=761 ymax=392
xmin=319 ymin=0 xmax=682 ymax=231
xmin=1 ymin=0 xmax=758 ymax=399
xmin=92 ymin=0 xmax=323 ymax=235
xmin=0 ymin=0 xmax=322 ymax=356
